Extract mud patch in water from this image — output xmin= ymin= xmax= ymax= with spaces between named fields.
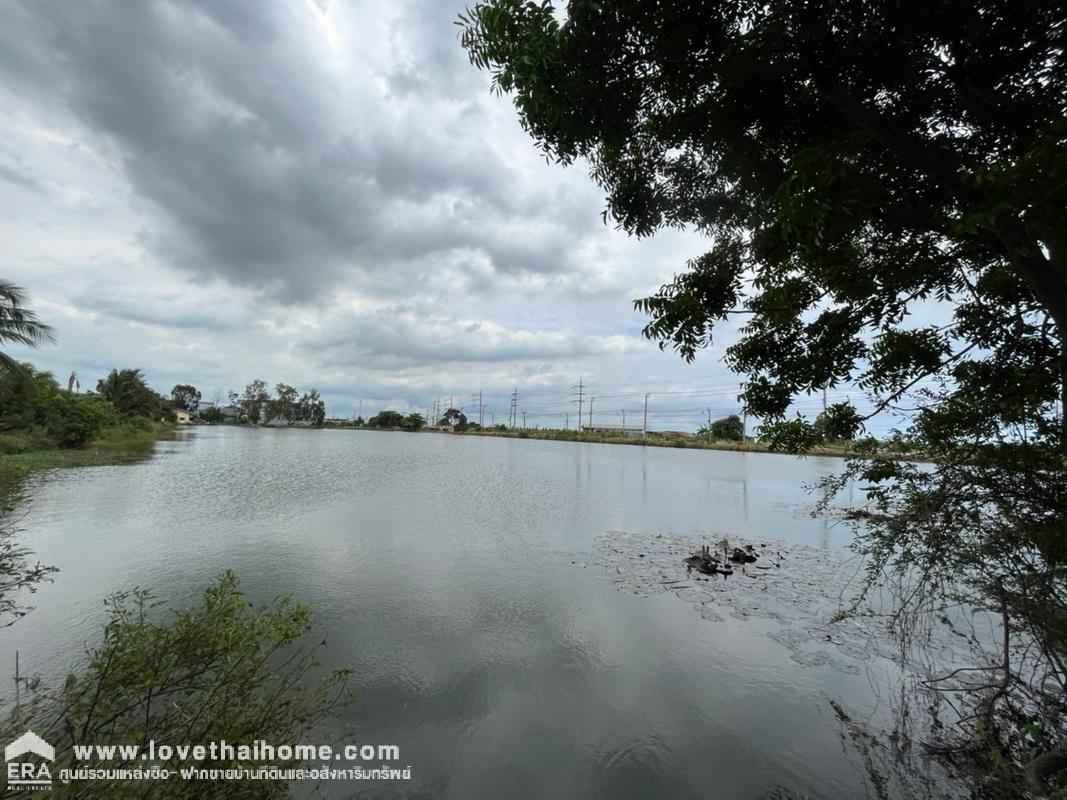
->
xmin=587 ymin=531 xmax=974 ymax=797
xmin=591 ymin=529 xmax=922 ymax=677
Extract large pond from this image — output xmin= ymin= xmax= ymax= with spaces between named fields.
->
xmin=4 ymin=426 xmax=901 ymax=798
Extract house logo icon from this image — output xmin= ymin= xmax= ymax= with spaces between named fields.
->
xmin=5 ymin=732 xmax=54 ymax=762
xmin=5 ymin=731 xmax=53 ymax=790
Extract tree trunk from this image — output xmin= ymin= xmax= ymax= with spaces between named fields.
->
xmin=999 ymin=228 xmax=1067 ymax=454
xmin=1023 ymin=744 xmax=1067 ymax=798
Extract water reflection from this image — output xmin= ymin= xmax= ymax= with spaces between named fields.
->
xmin=5 ymin=427 xmax=869 ymax=799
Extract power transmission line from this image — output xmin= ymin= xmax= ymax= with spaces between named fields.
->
xmin=571 ymin=377 xmax=584 ymax=432
xmin=471 ymin=390 xmax=484 ymax=427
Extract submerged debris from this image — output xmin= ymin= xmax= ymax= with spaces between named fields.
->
xmin=683 ymin=544 xmax=733 ymax=575
xmin=843 ymin=507 xmax=873 ymax=520
xmin=589 ymin=531 xmax=974 ymax=798
xmin=592 ymin=529 xmax=966 ymax=678
xmin=730 ymin=545 xmax=759 ymax=564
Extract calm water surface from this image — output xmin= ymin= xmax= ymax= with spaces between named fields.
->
xmin=5 ymin=427 xmax=879 ymax=798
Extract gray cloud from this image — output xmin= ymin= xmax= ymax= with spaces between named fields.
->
xmin=0 ymin=0 xmax=602 ymax=301
xmin=311 ymin=307 xmax=645 ymax=367
xmin=74 ymin=285 xmax=250 ymax=332
xmin=0 ymin=161 xmax=44 ymax=193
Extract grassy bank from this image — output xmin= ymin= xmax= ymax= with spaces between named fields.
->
xmin=0 ymin=419 xmax=173 ymax=490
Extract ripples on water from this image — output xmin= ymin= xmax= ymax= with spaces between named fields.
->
xmin=4 ymin=427 xmax=969 ymax=798
xmin=586 ymin=529 xmax=976 ymax=799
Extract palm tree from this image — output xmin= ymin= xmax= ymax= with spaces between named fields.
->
xmin=96 ymin=368 xmax=159 ymax=417
xmin=0 ymin=281 xmax=54 ymax=370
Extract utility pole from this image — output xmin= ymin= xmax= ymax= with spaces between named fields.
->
xmin=642 ymin=392 xmax=651 ymax=438
xmin=509 ymin=387 xmax=518 ymax=429
xmin=522 ymin=411 xmax=526 ymax=429
xmin=471 ymin=391 xmax=484 ymax=428
xmin=571 ymin=377 xmax=584 ymax=432
xmin=588 ymin=396 xmax=595 ymax=429
xmin=619 ymin=410 xmax=626 ymax=431
xmin=705 ymin=408 xmax=712 ymax=442
xmin=822 ymin=386 xmax=827 ymax=412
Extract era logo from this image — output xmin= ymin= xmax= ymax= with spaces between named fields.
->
xmin=4 ymin=731 xmax=53 ymax=791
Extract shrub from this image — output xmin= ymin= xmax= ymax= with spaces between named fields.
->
xmin=0 ymin=365 xmax=122 ymax=449
xmin=46 ymin=393 xmax=119 ymax=448
xmin=0 ymin=430 xmax=41 ymax=454
xmin=2 ymin=572 xmax=351 ymax=799
xmin=125 ymin=415 xmax=157 ymax=432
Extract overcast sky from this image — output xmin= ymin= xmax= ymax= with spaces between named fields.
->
xmin=0 ymin=0 xmax=860 ymax=431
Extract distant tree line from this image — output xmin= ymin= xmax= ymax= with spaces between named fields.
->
xmin=354 ymin=407 xmax=489 ymax=433
xmin=227 ymin=379 xmax=326 ymax=426
xmin=363 ymin=410 xmax=425 ymax=431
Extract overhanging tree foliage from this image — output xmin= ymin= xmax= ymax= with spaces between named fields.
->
xmin=461 ymin=0 xmax=1067 ymax=790
xmin=0 ymin=282 xmax=53 ymax=372
xmin=815 ymin=401 xmax=865 ymax=442
xmin=459 ymin=0 xmax=1065 ymax=428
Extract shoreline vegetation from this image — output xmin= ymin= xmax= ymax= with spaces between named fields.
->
xmin=435 ymin=425 xmax=858 ymax=457
xmin=205 ymin=413 xmax=908 ymax=461
xmin=0 ymin=360 xmax=183 ymax=490
xmin=318 ymin=403 xmax=886 ymax=459
xmin=0 ymin=419 xmax=172 ymax=475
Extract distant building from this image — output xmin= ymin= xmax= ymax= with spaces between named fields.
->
xmin=174 ymin=409 xmax=192 ymax=424
xmin=195 ymin=400 xmax=216 ymax=416
xmin=219 ymin=405 xmax=239 ymax=419
xmin=581 ymin=424 xmax=644 ymax=438
xmin=662 ymin=430 xmax=692 ymax=438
